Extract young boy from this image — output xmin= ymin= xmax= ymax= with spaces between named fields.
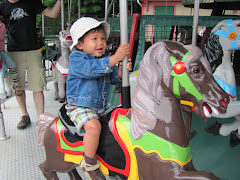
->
xmin=66 ymin=17 xmax=132 ymax=180
xmin=0 ymin=17 xmax=22 ymax=96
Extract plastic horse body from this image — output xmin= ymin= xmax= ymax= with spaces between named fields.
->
xmin=203 ymin=19 xmax=240 ymax=144
xmin=36 ymin=41 xmax=229 ymax=180
xmin=0 ymin=56 xmax=11 ymax=99
xmin=52 ymin=27 xmax=72 ymax=103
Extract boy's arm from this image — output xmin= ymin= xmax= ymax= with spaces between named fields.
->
xmin=41 ymin=0 xmax=61 ymax=18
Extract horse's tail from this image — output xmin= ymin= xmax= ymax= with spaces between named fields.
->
xmin=36 ymin=112 xmax=57 ymax=146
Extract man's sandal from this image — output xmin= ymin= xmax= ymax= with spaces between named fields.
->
xmin=80 ymin=158 xmax=106 ymax=180
xmin=13 ymin=84 xmax=23 ymax=96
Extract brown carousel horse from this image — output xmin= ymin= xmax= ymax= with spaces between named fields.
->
xmin=36 ymin=41 xmax=229 ymax=180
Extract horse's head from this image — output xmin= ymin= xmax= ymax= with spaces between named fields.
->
xmin=211 ymin=19 xmax=240 ymax=51
xmin=130 ymin=41 xmax=229 ymax=140
xmin=59 ymin=26 xmax=73 ymax=49
xmin=172 ymin=42 xmax=229 ymax=119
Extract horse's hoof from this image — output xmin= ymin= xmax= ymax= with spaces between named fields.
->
xmin=205 ymin=121 xmax=221 ymax=135
xmin=230 ymin=130 xmax=240 ymax=148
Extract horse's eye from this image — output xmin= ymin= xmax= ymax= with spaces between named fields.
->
xmin=236 ymin=23 xmax=240 ymax=27
xmin=192 ymin=68 xmax=200 ymax=74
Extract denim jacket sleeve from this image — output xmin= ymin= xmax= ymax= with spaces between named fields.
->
xmin=69 ymin=50 xmax=113 ymax=79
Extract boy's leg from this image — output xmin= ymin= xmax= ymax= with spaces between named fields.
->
xmin=1 ymin=51 xmax=23 ymax=96
xmin=81 ymin=119 xmax=105 ymax=180
xmin=83 ymin=119 xmax=101 ymax=158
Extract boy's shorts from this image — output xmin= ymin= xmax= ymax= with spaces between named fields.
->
xmin=65 ymin=104 xmax=114 ymax=131
xmin=9 ymin=50 xmax=46 ymax=92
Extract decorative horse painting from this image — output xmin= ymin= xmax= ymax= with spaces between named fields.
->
xmin=52 ymin=25 xmax=72 ymax=103
xmin=0 ymin=56 xmax=12 ymax=99
xmin=36 ymin=41 xmax=229 ymax=180
xmin=203 ymin=19 xmax=240 ymax=146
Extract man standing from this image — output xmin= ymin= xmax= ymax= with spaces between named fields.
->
xmin=0 ymin=0 xmax=61 ymax=129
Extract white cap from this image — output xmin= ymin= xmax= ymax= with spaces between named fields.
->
xmin=70 ymin=17 xmax=110 ymax=50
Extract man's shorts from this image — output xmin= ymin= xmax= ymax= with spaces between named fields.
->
xmin=65 ymin=104 xmax=114 ymax=131
xmin=9 ymin=50 xmax=46 ymax=92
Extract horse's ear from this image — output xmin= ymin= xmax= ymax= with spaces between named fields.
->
xmin=211 ymin=20 xmax=227 ymax=33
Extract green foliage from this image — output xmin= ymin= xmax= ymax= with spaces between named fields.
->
xmin=0 ymin=0 xmax=141 ymax=35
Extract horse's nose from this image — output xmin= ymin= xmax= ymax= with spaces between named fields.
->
xmin=219 ymin=97 xmax=228 ymax=108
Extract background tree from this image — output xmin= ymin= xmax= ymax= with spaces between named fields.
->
xmin=39 ymin=0 xmax=106 ymax=35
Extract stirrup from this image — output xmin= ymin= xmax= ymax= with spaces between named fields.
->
xmin=80 ymin=158 xmax=106 ymax=180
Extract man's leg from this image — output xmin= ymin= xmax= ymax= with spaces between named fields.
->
xmin=16 ymin=91 xmax=31 ymax=129
xmin=16 ymin=91 xmax=28 ymax=115
xmin=33 ymin=91 xmax=44 ymax=116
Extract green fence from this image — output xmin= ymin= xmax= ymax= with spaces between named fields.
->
xmin=134 ymin=15 xmax=240 ymax=71
xmin=105 ymin=15 xmax=240 ymax=107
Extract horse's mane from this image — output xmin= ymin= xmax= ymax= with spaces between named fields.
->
xmin=130 ymin=41 xmax=205 ymax=140
xmin=203 ymin=33 xmax=223 ymax=73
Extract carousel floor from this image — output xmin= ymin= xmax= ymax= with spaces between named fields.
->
xmin=0 ymin=80 xmax=239 ymax=180
xmin=190 ymin=114 xmax=240 ymax=180
xmin=189 ymin=86 xmax=240 ymax=180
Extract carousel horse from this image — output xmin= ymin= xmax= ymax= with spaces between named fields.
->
xmin=52 ymin=26 xmax=72 ymax=103
xmin=36 ymin=41 xmax=229 ymax=180
xmin=203 ymin=19 xmax=240 ymax=147
xmin=0 ymin=56 xmax=12 ymax=99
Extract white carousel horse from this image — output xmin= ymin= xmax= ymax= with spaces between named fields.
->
xmin=0 ymin=56 xmax=12 ymax=99
xmin=52 ymin=26 xmax=72 ymax=103
xmin=203 ymin=19 xmax=240 ymax=147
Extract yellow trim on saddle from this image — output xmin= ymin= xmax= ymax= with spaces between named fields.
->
xmin=116 ymin=121 xmax=139 ymax=180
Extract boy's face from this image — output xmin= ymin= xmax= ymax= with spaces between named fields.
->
xmin=76 ymin=30 xmax=107 ymax=57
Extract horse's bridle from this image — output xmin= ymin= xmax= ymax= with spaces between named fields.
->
xmin=214 ymin=19 xmax=240 ymax=51
xmin=170 ymin=52 xmax=203 ymax=101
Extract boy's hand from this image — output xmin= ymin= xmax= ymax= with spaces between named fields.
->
xmin=115 ymin=43 xmax=130 ymax=61
xmin=109 ymin=43 xmax=130 ymax=67
xmin=118 ymin=59 xmax=132 ymax=79
xmin=119 ymin=59 xmax=132 ymax=71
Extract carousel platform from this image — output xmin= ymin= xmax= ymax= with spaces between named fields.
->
xmin=0 ymin=79 xmax=239 ymax=180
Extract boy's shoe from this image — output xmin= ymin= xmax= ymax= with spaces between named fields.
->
xmin=13 ymin=83 xmax=23 ymax=96
xmin=80 ymin=158 xmax=106 ymax=180
xmin=17 ymin=115 xmax=31 ymax=129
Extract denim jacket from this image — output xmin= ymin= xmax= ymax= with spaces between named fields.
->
xmin=66 ymin=50 xmax=121 ymax=108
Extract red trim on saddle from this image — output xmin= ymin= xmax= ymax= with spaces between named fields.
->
xmin=110 ymin=108 xmax=131 ymax=177
xmin=53 ymin=109 xmax=131 ymax=177
xmin=53 ymin=118 xmax=83 ymax=155
xmin=60 ymin=126 xmax=83 ymax=147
